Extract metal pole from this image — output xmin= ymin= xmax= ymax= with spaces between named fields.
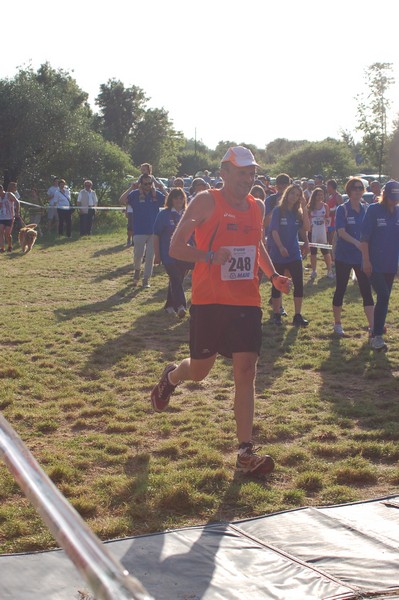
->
xmin=0 ymin=414 xmax=154 ymax=600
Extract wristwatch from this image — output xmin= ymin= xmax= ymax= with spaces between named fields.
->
xmin=269 ymin=272 xmax=279 ymax=282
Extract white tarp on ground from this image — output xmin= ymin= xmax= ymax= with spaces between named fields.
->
xmin=1 ymin=495 xmax=399 ymax=599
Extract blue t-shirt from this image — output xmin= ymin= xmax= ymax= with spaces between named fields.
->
xmin=268 ymin=206 xmax=303 ymax=264
xmin=153 ymin=208 xmax=181 ymax=265
xmin=127 ymin=189 xmax=165 ymax=235
xmin=334 ymin=201 xmax=366 ymax=265
xmin=360 ymin=202 xmax=399 ymax=273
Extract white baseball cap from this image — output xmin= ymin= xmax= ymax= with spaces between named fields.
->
xmin=221 ymin=146 xmax=259 ymax=168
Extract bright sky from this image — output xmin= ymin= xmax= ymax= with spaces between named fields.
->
xmin=3 ymin=0 xmax=399 ymax=150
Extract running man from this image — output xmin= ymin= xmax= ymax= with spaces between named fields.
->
xmin=151 ymin=147 xmax=292 ymax=476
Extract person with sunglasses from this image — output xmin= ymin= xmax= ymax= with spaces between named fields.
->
xmin=332 ymin=178 xmax=374 ymax=337
xmin=361 ymin=180 xmax=399 ymax=351
xmin=120 ymin=173 xmax=166 ymax=288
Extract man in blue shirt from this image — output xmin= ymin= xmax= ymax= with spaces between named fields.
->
xmin=121 ymin=174 xmax=165 ymax=288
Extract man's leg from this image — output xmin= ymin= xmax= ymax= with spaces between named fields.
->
xmin=232 ymin=352 xmax=257 ymax=444
xmin=132 ymin=235 xmax=146 ymax=282
xmin=151 ymin=355 xmax=216 ymax=413
xmin=87 ymin=208 xmax=95 ymax=234
xmin=79 ymin=214 xmax=87 ymax=236
xmin=142 ymin=234 xmax=155 ymax=284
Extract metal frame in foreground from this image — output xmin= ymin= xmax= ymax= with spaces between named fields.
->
xmin=0 ymin=414 xmax=154 ymax=600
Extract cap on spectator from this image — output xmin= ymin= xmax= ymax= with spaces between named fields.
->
xmin=190 ymin=177 xmax=209 ymax=193
xmin=314 ymin=174 xmax=324 ymax=180
xmin=307 ymin=179 xmax=315 ymax=185
xmin=221 ymin=146 xmax=259 ymax=167
xmin=384 ymin=180 xmax=399 ymax=200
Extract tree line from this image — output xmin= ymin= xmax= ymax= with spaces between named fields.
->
xmin=0 ymin=62 xmax=397 ymax=203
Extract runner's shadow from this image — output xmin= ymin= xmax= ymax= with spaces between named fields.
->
xmin=120 ymin=470 xmax=271 ymax=599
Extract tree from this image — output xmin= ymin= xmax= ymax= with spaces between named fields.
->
xmin=95 ymin=79 xmax=147 ymax=151
xmin=131 ymin=108 xmax=184 ymax=175
xmin=0 ymin=63 xmax=92 ymax=187
xmin=356 ymin=62 xmax=395 ymax=180
xmin=264 ymin=138 xmax=307 ymax=164
xmin=276 ymin=140 xmax=357 ymax=181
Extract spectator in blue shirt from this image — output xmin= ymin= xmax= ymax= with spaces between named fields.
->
xmin=124 ymin=174 xmax=165 ymax=288
xmin=360 ymin=180 xmax=399 ymax=351
xmin=332 ymin=178 xmax=374 ymax=337
xmin=153 ymin=188 xmax=193 ymax=318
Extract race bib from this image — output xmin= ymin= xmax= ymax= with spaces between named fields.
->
xmin=221 ymin=245 xmax=256 ymax=281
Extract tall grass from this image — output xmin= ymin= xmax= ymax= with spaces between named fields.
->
xmin=0 ymin=223 xmax=398 ymax=553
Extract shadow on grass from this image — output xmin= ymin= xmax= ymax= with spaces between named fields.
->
xmin=91 ymin=244 xmax=126 ymax=257
xmin=319 ymin=334 xmax=399 ymax=439
xmin=120 ymin=464 xmax=272 ymax=600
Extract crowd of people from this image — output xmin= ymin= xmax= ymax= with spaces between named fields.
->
xmin=2 ymin=147 xmax=399 ymax=477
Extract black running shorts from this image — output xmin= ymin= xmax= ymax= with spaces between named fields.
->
xmin=189 ymin=304 xmax=263 ymax=359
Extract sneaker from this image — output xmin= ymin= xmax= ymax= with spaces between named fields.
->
xmin=126 ymin=238 xmax=132 ymax=247
xmin=370 ymin=335 xmax=387 ymax=352
xmin=279 ymin=306 xmax=287 ymax=317
xmin=151 ymin=364 xmax=178 ymax=412
xmin=333 ymin=323 xmax=345 ymax=336
xmin=236 ymin=443 xmax=275 ymax=476
xmin=272 ymin=313 xmax=282 ymax=326
xmin=142 ymin=279 xmax=150 ymax=288
xmin=293 ymin=313 xmax=309 ymax=327
xmin=177 ymin=306 xmax=186 ymax=319
xmin=7 ymin=246 xmax=12 ymax=252
xmin=327 ymin=270 xmax=335 ymax=279
xmin=165 ymin=307 xmax=177 ymax=316
xmin=0 ymin=248 xmax=4 ymax=253
xmin=310 ymin=271 xmax=317 ymax=280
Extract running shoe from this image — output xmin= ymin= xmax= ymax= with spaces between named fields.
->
xmin=333 ymin=323 xmax=345 ymax=336
xmin=0 ymin=248 xmax=4 ymax=253
xmin=165 ymin=307 xmax=177 ymax=316
xmin=7 ymin=246 xmax=12 ymax=252
xmin=142 ymin=279 xmax=150 ymax=288
xmin=177 ymin=306 xmax=186 ymax=319
xmin=370 ymin=335 xmax=387 ymax=352
xmin=327 ymin=270 xmax=335 ymax=279
xmin=272 ymin=313 xmax=282 ymax=326
xmin=236 ymin=443 xmax=275 ymax=476
xmin=279 ymin=306 xmax=287 ymax=317
xmin=310 ymin=271 xmax=317 ymax=280
xmin=292 ymin=313 xmax=309 ymax=327
xmin=151 ymin=364 xmax=178 ymax=412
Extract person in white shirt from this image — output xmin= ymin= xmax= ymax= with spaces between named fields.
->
xmin=54 ymin=179 xmax=72 ymax=238
xmin=47 ymin=177 xmax=59 ymax=231
xmin=77 ymin=179 xmax=98 ymax=236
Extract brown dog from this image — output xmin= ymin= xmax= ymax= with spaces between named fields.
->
xmin=19 ymin=224 xmax=38 ymax=253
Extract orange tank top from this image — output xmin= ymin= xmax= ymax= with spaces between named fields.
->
xmin=192 ymin=189 xmax=262 ymax=306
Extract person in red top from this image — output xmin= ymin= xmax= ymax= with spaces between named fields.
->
xmin=150 ymin=147 xmax=292 ymax=477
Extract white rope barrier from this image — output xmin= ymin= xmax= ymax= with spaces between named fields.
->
xmin=19 ymin=200 xmax=333 ymax=248
xmin=20 ymin=200 xmax=125 ymax=210
xmin=0 ymin=414 xmax=154 ymax=600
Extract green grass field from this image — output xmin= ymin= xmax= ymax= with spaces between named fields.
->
xmin=1 ymin=222 xmax=398 ymax=553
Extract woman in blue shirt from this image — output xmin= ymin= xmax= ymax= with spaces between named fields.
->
xmin=332 ymin=178 xmax=374 ymax=336
xmin=153 ymin=188 xmax=192 ymax=318
xmin=360 ymin=180 xmax=399 ymax=351
xmin=268 ymin=184 xmax=310 ymax=326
